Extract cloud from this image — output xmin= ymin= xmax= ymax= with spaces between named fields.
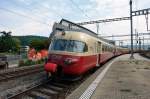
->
xmin=0 ymin=0 xmax=149 ymax=45
xmin=12 ymin=20 xmax=53 ymax=36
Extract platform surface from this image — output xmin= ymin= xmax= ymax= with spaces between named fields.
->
xmin=67 ymin=54 xmax=150 ymax=99
xmin=91 ymin=54 xmax=150 ymax=99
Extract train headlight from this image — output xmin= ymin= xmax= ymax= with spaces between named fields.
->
xmin=64 ymin=58 xmax=78 ymax=65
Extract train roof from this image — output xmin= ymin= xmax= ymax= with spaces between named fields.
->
xmin=60 ymin=19 xmax=97 ymax=35
xmin=51 ymin=19 xmax=115 ymax=45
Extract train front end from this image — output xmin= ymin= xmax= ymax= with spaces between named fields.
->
xmin=44 ymin=29 xmax=89 ymax=79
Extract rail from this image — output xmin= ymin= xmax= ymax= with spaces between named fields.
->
xmin=0 ymin=64 xmax=44 ymax=82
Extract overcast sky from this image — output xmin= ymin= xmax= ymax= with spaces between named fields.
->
xmin=0 ymin=0 xmax=150 ymax=45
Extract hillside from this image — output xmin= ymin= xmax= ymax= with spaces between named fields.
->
xmin=13 ymin=35 xmax=48 ymax=46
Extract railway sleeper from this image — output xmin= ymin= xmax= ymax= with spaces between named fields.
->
xmin=0 ymin=69 xmax=44 ymax=80
xmin=43 ymin=85 xmax=63 ymax=92
xmin=36 ymin=87 xmax=58 ymax=94
xmin=49 ymin=82 xmax=68 ymax=88
xmin=43 ymin=85 xmax=65 ymax=98
xmin=21 ymin=95 xmax=33 ymax=99
xmin=35 ymin=88 xmax=58 ymax=99
xmin=27 ymin=91 xmax=52 ymax=99
xmin=13 ymin=95 xmax=33 ymax=99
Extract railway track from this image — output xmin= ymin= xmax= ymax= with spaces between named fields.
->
xmin=6 ymin=78 xmax=82 ymax=99
xmin=5 ymin=68 xmax=94 ymax=99
xmin=0 ymin=63 xmax=86 ymax=99
xmin=1 ymin=60 xmax=114 ymax=99
xmin=0 ymin=64 xmax=44 ymax=82
xmin=1 ymin=57 xmax=119 ymax=99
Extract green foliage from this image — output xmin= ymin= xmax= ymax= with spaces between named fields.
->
xmin=29 ymin=39 xmax=50 ymax=50
xmin=29 ymin=39 xmax=44 ymax=50
xmin=0 ymin=31 xmax=49 ymax=53
xmin=13 ymin=35 xmax=48 ymax=46
xmin=0 ymin=31 xmax=21 ymax=53
xmin=12 ymin=38 xmax=21 ymax=52
xmin=18 ymin=60 xmax=25 ymax=66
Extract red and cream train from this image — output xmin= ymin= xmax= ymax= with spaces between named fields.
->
xmin=44 ymin=19 xmax=129 ymax=79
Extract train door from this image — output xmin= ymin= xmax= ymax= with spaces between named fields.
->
xmin=96 ymin=42 xmax=101 ymax=67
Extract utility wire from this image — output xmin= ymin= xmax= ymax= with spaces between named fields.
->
xmin=69 ymin=0 xmax=91 ymax=20
xmin=0 ymin=24 xmax=10 ymax=30
xmin=5 ymin=0 xmax=48 ymax=20
xmin=0 ymin=7 xmax=49 ymax=26
xmin=5 ymin=0 xmax=64 ymax=26
xmin=30 ymin=1 xmax=63 ymax=19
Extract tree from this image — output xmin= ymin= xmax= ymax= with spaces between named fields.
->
xmin=12 ymin=38 xmax=21 ymax=52
xmin=43 ymin=39 xmax=51 ymax=49
xmin=0 ymin=31 xmax=12 ymax=52
xmin=0 ymin=31 xmax=21 ymax=53
xmin=29 ymin=39 xmax=50 ymax=50
xmin=29 ymin=39 xmax=44 ymax=51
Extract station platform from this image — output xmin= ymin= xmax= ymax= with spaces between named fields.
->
xmin=67 ymin=54 xmax=150 ymax=99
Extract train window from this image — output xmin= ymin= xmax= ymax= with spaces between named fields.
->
xmin=97 ymin=42 xmax=101 ymax=52
xmin=106 ymin=46 xmax=108 ymax=51
xmin=50 ymin=39 xmax=67 ymax=51
xmin=104 ymin=45 xmax=106 ymax=52
xmin=66 ymin=40 xmax=88 ymax=52
xmin=102 ymin=45 xmax=105 ymax=52
xmin=110 ymin=47 xmax=112 ymax=52
xmin=50 ymin=39 xmax=88 ymax=53
xmin=83 ymin=44 xmax=88 ymax=52
xmin=108 ymin=46 xmax=110 ymax=52
xmin=104 ymin=46 xmax=106 ymax=51
xmin=102 ymin=47 xmax=104 ymax=52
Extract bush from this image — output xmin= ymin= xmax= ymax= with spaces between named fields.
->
xmin=19 ymin=59 xmax=45 ymax=67
xmin=19 ymin=60 xmax=25 ymax=66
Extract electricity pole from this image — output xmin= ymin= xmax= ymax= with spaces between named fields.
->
xmin=135 ymin=29 xmax=138 ymax=50
xmin=139 ymin=37 xmax=141 ymax=51
xmin=130 ymin=0 xmax=134 ymax=59
xmin=143 ymin=37 xmax=144 ymax=50
xmin=96 ymin=23 xmax=99 ymax=35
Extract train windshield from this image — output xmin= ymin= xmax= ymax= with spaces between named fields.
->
xmin=50 ymin=39 xmax=87 ymax=53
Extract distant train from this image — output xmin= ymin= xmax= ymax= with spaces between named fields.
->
xmin=44 ymin=19 xmax=129 ymax=80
